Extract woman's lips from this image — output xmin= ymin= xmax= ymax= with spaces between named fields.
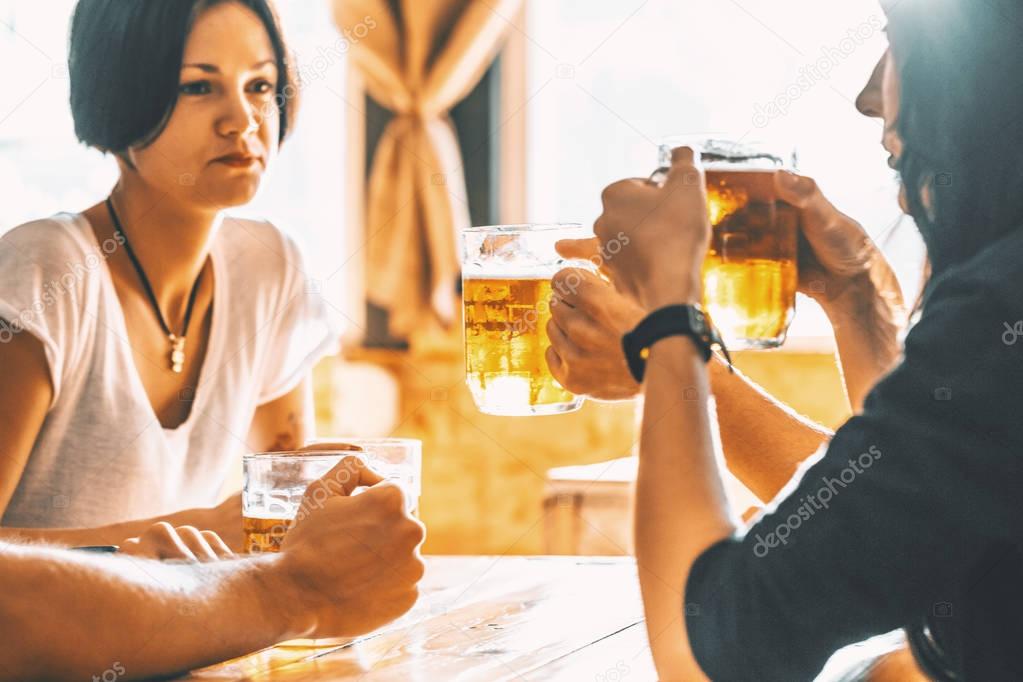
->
xmin=213 ymin=154 xmax=259 ymax=168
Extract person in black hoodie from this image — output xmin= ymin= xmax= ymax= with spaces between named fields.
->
xmin=554 ymin=0 xmax=1023 ymax=678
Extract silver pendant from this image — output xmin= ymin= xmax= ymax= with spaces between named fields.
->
xmin=169 ymin=334 xmax=186 ymax=373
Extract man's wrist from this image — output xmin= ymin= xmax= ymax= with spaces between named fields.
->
xmin=247 ymin=556 xmax=316 ymax=641
xmin=639 ymin=275 xmax=702 ymax=311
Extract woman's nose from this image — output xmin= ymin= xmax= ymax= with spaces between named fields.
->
xmin=216 ymin=89 xmax=260 ymax=137
xmin=856 ymin=54 xmax=887 ymax=119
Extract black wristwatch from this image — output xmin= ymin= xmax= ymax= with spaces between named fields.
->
xmin=622 ymin=304 xmax=730 ymax=383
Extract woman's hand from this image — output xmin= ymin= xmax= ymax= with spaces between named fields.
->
xmin=545 ymin=259 xmax=646 ymax=400
xmin=774 ymin=171 xmax=905 ymax=409
xmin=588 ymin=146 xmax=710 ymax=311
xmin=120 ymin=522 xmax=235 ymax=562
xmin=192 ymin=492 xmax=243 ymax=551
xmin=775 ymin=171 xmax=904 ymax=318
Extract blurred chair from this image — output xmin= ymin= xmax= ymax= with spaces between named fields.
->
xmin=543 ymin=457 xmax=636 ymax=556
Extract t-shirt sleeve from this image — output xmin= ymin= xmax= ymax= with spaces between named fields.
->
xmin=683 ymin=271 xmax=1023 ymax=681
xmin=256 ymin=232 xmax=341 ymax=405
xmin=0 ymin=220 xmax=91 ymax=408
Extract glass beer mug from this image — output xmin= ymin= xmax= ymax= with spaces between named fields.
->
xmin=655 ymin=138 xmax=799 ymax=349
xmin=461 ymin=223 xmax=591 ymax=416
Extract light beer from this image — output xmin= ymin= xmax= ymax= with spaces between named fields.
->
xmin=243 ymin=515 xmax=293 ymax=553
xmin=463 ymin=275 xmax=579 ymax=415
xmin=702 ymin=169 xmax=798 ymax=348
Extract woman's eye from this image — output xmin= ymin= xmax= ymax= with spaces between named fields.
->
xmin=179 ymin=81 xmax=212 ymax=96
xmin=250 ymin=79 xmax=275 ymax=95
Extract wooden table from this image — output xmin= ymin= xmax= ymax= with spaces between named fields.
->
xmin=180 ymin=556 xmax=656 ymax=681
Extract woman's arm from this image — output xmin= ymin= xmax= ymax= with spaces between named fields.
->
xmin=246 ymin=377 xmax=315 ymax=452
xmin=774 ymin=172 xmax=906 ymax=411
xmin=709 ymin=358 xmax=833 ymax=501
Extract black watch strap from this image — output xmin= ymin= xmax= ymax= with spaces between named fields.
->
xmin=621 ymin=304 xmax=729 ymax=383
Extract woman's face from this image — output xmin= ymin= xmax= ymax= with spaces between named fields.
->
xmin=856 ymin=44 xmax=908 ymax=210
xmin=123 ymin=2 xmax=281 ymax=210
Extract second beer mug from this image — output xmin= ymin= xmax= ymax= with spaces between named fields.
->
xmin=656 ymin=138 xmax=799 ymax=349
xmin=461 ymin=223 xmax=590 ymax=416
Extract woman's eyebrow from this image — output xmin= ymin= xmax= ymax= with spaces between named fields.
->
xmin=181 ymin=59 xmax=276 ymax=73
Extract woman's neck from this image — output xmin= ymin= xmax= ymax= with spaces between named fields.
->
xmin=108 ymin=177 xmax=220 ymax=325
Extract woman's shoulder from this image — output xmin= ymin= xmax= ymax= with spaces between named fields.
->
xmin=1 ymin=213 xmax=100 ymax=267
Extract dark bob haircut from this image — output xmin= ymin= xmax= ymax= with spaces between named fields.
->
xmin=68 ymin=0 xmax=295 ymax=153
xmin=886 ymin=0 xmax=1023 ymax=276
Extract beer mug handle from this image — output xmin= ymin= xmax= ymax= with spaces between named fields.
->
xmin=648 ymin=166 xmax=669 ymax=188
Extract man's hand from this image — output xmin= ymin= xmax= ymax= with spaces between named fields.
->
xmin=120 ymin=522 xmax=235 ymax=562
xmin=583 ymin=146 xmax=710 ymax=311
xmin=268 ymin=456 xmax=426 ymax=639
xmin=546 ymin=255 xmax=646 ymax=400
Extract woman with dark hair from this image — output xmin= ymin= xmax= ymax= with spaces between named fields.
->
xmin=0 ymin=1 xmax=400 ymax=553
xmin=557 ymin=0 xmax=1023 ymax=678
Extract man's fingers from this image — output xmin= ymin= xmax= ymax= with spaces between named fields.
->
xmin=547 ymin=316 xmax=582 ymax=360
xmin=556 ymin=237 xmax=600 ymax=261
xmin=662 ymin=146 xmax=705 ymax=189
xmin=550 ymin=297 xmax=603 ymax=351
xmin=302 ymin=455 xmax=385 ymax=515
xmin=551 ymin=267 xmax=605 ymax=313
xmin=545 ymin=345 xmax=567 ymax=385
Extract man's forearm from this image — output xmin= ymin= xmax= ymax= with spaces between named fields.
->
xmin=709 ymin=358 xmax=833 ymax=502
xmin=0 ymin=543 xmax=293 ymax=681
xmin=635 ymin=337 xmax=734 ymax=681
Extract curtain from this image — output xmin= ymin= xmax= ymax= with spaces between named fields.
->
xmin=333 ymin=0 xmax=523 ymax=338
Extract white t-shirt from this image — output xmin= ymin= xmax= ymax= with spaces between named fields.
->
xmin=0 ymin=213 xmax=339 ymax=529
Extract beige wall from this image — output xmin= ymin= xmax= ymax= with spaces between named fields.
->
xmin=314 ymin=346 xmax=852 ymax=555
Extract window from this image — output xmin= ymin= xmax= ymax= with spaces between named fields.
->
xmin=521 ymin=0 xmax=925 ymax=342
xmin=0 ymin=0 xmax=351 ymax=326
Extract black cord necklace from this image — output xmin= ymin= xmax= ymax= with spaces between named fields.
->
xmin=105 ymin=197 xmax=204 ymax=374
